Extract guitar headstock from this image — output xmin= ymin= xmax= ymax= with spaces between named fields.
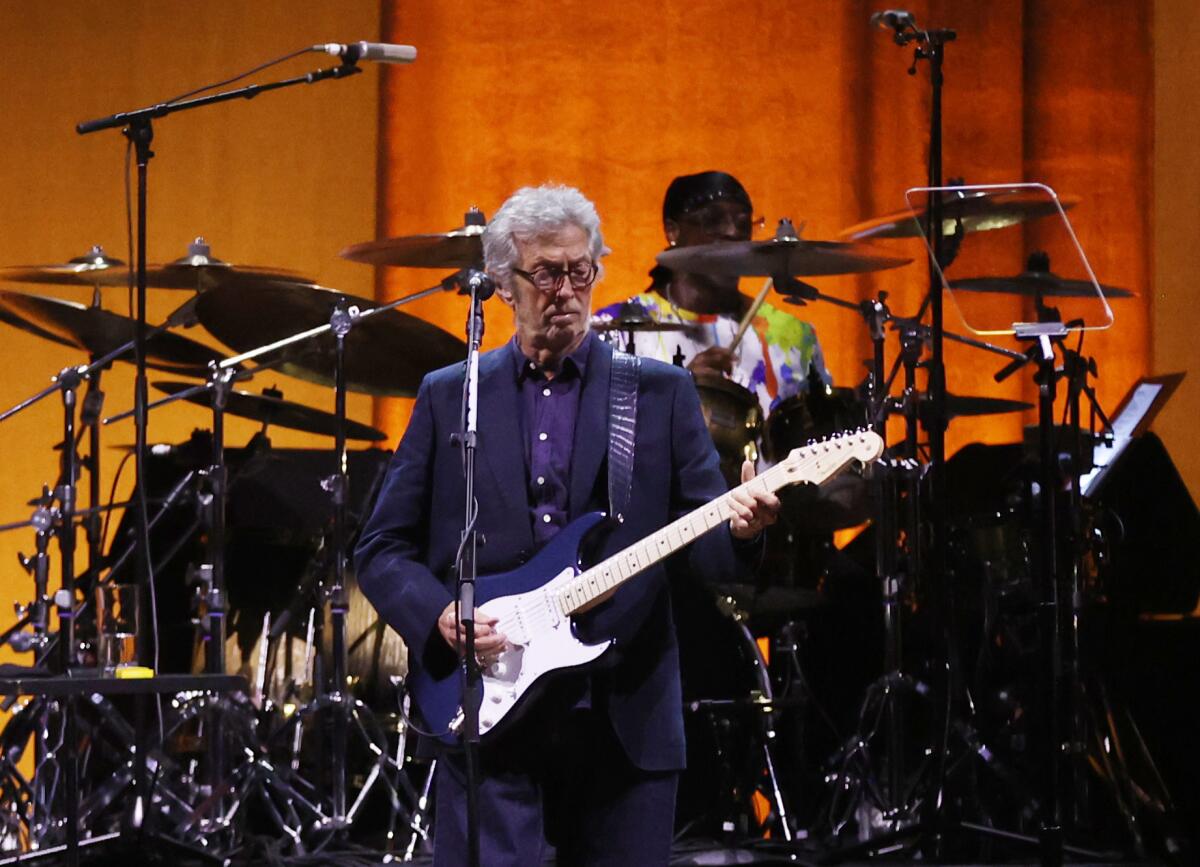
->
xmin=778 ymin=429 xmax=885 ymax=486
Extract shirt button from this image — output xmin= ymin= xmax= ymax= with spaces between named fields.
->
xmin=536 ymin=476 xmax=546 ymax=486
xmin=542 ymin=514 xmax=552 ymax=524
xmin=542 ymin=387 xmax=551 ymax=397
xmin=538 ymin=432 xmax=548 ymax=441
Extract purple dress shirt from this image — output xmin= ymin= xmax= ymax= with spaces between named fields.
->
xmin=508 ymin=332 xmax=594 ymax=548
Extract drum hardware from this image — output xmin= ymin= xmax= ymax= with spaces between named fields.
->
xmin=655 ymin=217 xmax=912 ymax=278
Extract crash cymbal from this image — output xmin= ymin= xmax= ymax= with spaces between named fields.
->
xmin=837 ymin=189 xmax=1080 ymax=241
xmin=194 ymin=280 xmax=467 ymax=397
xmin=340 ymin=210 xmax=486 ymax=269
xmin=153 ymin=381 xmax=387 ymax=441
xmin=0 ymin=291 xmax=227 ymax=374
xmin=0 ymin=240 xmax=308 ymax=291
xmin=948 ymin=271 xmax=1133 ymax=299
xmin=655 ymin=229 xmax=911 ymax=278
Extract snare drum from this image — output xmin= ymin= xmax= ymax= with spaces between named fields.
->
xmin=692 ymin=373 xmax=762 ymax=486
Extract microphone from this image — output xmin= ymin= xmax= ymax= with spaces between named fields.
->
xmin=464 ymin=269 xmax=497 ymax=301
xmin=870 ymin=9 xmax=914 ymax=30
xmin=870 ymin=9 xmax=917 ymax=42
xmin=313 ymin=41 xmax=417 ymax=65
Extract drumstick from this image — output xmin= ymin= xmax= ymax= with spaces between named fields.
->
xmin=728 ymin=278 xmax=773 ymax=355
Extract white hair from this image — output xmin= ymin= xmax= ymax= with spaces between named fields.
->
xmin=483 ymin=184 xmax=607 ymax=288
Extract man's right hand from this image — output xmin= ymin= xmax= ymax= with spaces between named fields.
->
xmin=687 ymin=345 xmax=735 ymax=378
xmin=438 ymin=602 xmax=507 ymax=663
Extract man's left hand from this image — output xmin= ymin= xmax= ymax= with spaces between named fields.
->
xmin=728 ymin=459 xmax=781 ymax=540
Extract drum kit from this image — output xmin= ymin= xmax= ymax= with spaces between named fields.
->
xmin=0 ymin=185 xmax=1145 ymax=861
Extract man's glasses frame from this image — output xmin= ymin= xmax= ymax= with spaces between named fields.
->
xmin=512 ymin=261 xmax=598 ymax=293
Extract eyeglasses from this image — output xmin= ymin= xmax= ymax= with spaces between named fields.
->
xmin=512 ymin=260 xmax=598 ymax=293
xmin=678 ymin=205 xmax=760 ymax=237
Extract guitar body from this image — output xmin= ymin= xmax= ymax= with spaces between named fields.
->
xmin=408 ymin=511 xmax=615 ymax=746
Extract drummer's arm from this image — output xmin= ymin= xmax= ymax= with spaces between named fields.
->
xmin=686 ymin=345 xmax=735 ymax=378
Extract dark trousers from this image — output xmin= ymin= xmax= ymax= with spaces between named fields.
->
xmin=433 ymin=708 xmax=678 ymax=867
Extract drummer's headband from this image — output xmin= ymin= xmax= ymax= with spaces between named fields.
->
xmin=662 ymin=171 xmax=753 ymax=222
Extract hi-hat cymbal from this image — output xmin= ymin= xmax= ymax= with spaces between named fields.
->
xmin=837 ymin=189 xmax=1080 ymax=242
xmin=0 ymin=240 xmax=309 ymax=291
xmin=948 ymin=271 xmax=1133 ymax=299
xmin=655 ymin=236 xmax=911 ymax=278
xmin=153 ymin=381 xmax=387 ymax=441
xmin=340 ymin=210 xmax=487 ymax=269
xmin=0 ymin=290 xmax=227 ymax=374
xmin=591 ymin=303 xmax=691 ymax=334
xmin=194 ymin=280 xmax=467 ymax=397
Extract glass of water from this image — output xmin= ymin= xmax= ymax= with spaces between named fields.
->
xmin=95 ymin=584 xmax=140 ymax=674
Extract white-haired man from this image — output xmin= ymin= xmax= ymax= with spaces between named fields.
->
xmin=356 ymin=184 xmax=779 ymax=866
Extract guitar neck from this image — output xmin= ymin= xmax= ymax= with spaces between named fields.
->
xmin=553 ymin=442 xmax=844 ymax=617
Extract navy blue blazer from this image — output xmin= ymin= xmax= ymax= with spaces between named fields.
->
xmin=354 ymin=335 xmax=750 ymax=771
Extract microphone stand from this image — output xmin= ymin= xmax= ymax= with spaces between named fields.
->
xmin=454 ymin=270 xmax=493 ymax=867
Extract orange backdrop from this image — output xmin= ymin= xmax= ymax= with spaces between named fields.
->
xmin=373 ymin=0 xmax=1154 ymax=462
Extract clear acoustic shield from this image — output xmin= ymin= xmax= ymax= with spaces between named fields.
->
xmin=902 ymin=182 xmax=1118 ymax=338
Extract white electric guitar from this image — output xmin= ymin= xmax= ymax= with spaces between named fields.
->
xmin=408 ymin=429 xmax=885 ymax=744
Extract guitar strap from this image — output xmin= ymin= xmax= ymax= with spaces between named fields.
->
xmin=607 ymin=350 xmax=640 ymax=522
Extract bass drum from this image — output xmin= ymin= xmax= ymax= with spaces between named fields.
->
xmin=692 ymin=373 xmax=762 ymax=487
xmin=672 ymin=578 xmax=779 ymax=839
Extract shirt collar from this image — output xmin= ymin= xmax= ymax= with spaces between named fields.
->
xmin=510 ymin=330 xmax=593 ymax=383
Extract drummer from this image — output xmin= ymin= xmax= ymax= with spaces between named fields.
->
xmin=594 ymin=170 xmax=832 ymax=417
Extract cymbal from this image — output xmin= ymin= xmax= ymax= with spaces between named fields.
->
xmin=153 ymin=381 xmax=387 ymax=442
xmin=837 ymin=189 xmax=1080 ymax=241
xmin=340 ymin=213 xmax=486 ymax=269
xmin=591 ymin=304 xmax=691 ymax=334
xmin=948 ymin=271 xmax=1134 ymax=299
xmin=0 ymin=240 xmax=308 ymax=291
xmin=0 ymin=291 xmax=227 ymax=374
xmin=918 ymin=392 xmax=1033 ymax=418
xmin=655 ymin=236 xmax=911 ymax=278
xmin=194 ymin=280 xmax=467 ymax=397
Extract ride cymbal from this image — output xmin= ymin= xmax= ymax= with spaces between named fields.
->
xmin=152 ymin=381 xmax=387 ymax=441
xmin=0 ymin=290 xmax=227 ymax=374
xmin=837 ymin=189 xmax=1080 ymax=242
xmin=194 ymin=280 xmax=467 ymax=397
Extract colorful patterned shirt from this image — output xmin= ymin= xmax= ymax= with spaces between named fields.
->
xmin=594 ymin=289 xmax=832 ymax=418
